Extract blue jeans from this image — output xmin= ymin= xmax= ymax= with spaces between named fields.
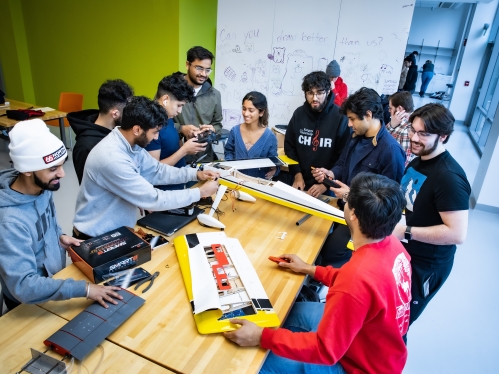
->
xmin=260 ymin=303 xmax=346 ymax=374
xmin=419 ymin=71 xmax=434 ymax=95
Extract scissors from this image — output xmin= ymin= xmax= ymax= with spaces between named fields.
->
xmin=134 ymin=271 xmax=160 ymax=293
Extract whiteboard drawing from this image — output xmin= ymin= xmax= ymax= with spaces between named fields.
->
xmin=224 ymin=66 xmax=237 ymax=81
xmin=254 ymin=59 xmax=268 ymax=83
xmin=380 ymin=64 xmax=393 ymax=76
xmin=270 ymin=101 xmax=291 ymax=120
xmin=222 ymin=109 xmax=242 ymax=130
xmin=268 ymin=47 xmax=286 ymax=63
xmin=244 ymin=43 xmax=254 ymax=53
xmin=232 ymin=45 xmax=243 ymax=53
xmin=239 ymin=64 xmax=254 ymax=92
xmin=226 ymin=89 xmax=244 ymax=104
xmin=317 ymin=57 xmax=328 ymax=72
xmin=280 ymin=50 xmax=313 ymax=96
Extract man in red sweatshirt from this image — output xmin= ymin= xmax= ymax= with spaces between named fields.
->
xmin=225 ymin=172 xmax=411 ymax=374
xmin=326 ymin=60 xmax=348 ymax=106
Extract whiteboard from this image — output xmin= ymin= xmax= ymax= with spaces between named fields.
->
xmin=215 ymin=0 xmax=415 ymax=128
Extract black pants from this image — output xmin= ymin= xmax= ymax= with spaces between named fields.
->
xmin=409 ymin=258 xmax=454 ymax=325
xmin=72 ymin=228 xmax=92 ymax=241
xmin=3 ymin=294 xmax=21 ymax=311
xmin=317 ymin=222 xmax=352 ymax=268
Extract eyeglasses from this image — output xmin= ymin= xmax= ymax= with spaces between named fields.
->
xmin=190 ymin=63 xmax=213 ymax=75
xmin=408 ymin=125 xmax=434 ymax=138
xmin=342 ymin=192 xmax=349 ymax=203
xmin=306 ymin=90 xmax=327 ymax=98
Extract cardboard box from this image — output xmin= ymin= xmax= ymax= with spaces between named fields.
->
xmin=272 ymin=127 xmax=285 ymax=148
xmin=68 ymin=226 xmax=151 ymax=283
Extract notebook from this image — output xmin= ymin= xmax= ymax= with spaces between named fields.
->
xmin=136 ymin=207 xmax=204 ymax=236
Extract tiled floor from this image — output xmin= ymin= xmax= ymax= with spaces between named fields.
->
xmin=0 ymin=114 xmax=497 ymax=372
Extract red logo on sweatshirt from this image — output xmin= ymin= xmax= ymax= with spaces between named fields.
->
xmin=43 ymin=146 xmax=66 ymax=164
xmin=312 ymin=130 xmax=320 ymax=151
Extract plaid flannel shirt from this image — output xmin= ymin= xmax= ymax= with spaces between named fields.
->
xmin=386 ymin=122 xmax=415 ymax=166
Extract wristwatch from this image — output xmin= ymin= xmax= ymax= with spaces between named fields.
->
xmin=404 ymin=226 xmax=412 ymax=241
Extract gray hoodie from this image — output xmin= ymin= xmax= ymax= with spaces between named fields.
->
xmin=0 ymin=169 xmax=86 ymax=304
xmin=73 ymin=127 xmax=201 ymax=237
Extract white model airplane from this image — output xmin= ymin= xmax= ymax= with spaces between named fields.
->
xmin=197 ymin=158 xmax=345 ymax=230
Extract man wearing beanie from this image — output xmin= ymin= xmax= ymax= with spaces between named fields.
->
xmin=326 ymin=60 xmax=348 ymax=106
xmin=0 ymin=119 xmax=122 ymax=311
xmin=73 ymin=96 xmax=220 ymax=239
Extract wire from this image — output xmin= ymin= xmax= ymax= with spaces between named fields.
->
xmin=65 ymin=357 xmax=75 ymax=374
xmin=92 ymin=345 xmax=105 ymax=374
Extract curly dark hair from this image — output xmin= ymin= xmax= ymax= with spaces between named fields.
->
xmin=242 ymin=91 xmax=269 ymax=128
xmin=409 ymin=103 xmax=454 ymax=144
xmin=187 ymin=46 xmax=214 ymax=63
xmin=301 ymin=71 xmax=331 ymax=93
xmin=155 ymin=72 xmax=196 ymax=103
xmin=346 ymin=172 xmax=405 ymax=239
xmin=98 ymin=79 xmax=134 ymax=114
xmin=341 ymin=87 xmax=383 ymax=121
xmin=121 ymin=96 xmax=168 ymax=131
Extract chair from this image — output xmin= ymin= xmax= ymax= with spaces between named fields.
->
xmin=46 ymin=92 xmax=84 ymax=149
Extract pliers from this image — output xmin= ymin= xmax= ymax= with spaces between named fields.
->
xmin=134 ymin=271 xmax=159 ymax=293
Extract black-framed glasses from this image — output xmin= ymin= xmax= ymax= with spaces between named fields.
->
xmin=408 ymin=125 xmax=434 ymax=138
xmin=305 ymin=90 xmax=327 ymax=98
xmin=190 ymin=63 xmax=212 ymax=75
xmin=342 ymin=192 xmax=349 ymax=203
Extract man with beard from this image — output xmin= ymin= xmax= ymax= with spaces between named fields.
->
xmin=0 ymin=120 xmax=123 ymax=311
xmin=392 ymin=103 xmax=470 ymax=328
xmin=224 ymin=172 xmax=411 ymax=374
xmin=284 ymin=71 xmax=349 ymax=197
xmin=73 ymin=96 xmax=219 ymax=239
xmin=174 ymin=46 xmax=222 ymax=162
xmin=313 ymin=87 xmax=405 ymax=267
xmin=68 ymin=79 xmax=134 ymax=184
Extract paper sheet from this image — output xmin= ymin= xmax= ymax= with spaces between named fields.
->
xmin=34 ymin=107 xmax=56 ymax=112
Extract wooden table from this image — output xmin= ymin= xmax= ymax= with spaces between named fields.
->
xmin=40 ymin=196 xmax=335 ymax=373
xmin=0 ymin=98 xmax=68 ymax=147
xmin=0 ymin=304 xmax=172 ymax=373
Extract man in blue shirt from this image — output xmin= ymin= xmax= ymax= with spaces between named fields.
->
xmin=313 ymin=88 xmax=405 ymax=267
xmin=146 ymin=73 xmax=207 ymax=190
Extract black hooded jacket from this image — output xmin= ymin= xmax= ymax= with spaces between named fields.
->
xmin=67 ymin=109 xmax=110 ymax=184
xmin=284 ymin=93 xmax=350 ymax=189
xmin=403 ymin=64 xmax=418 ymax=92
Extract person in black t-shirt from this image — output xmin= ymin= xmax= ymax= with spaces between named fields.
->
xmin=393 ymin=103 xmax=471 ymax=327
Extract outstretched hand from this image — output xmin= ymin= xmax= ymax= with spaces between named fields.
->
xmin=276 ymin=254 xmax=316 ymax=276
xmin=88 ymin=284 xmax=123 ymax=308
xmin=60 ymin=235 xmax=83 ymax=250
xmin=224 ymin=319 xmax=263 ymax=347
xmin=330 ymin=179 xmax=349 ymax=200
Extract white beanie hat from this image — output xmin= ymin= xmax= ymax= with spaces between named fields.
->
xmin=9 ymin=119 xmax=67 ymax=172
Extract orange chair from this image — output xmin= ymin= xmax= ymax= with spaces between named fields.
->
xmin=46 ymin=92 xmax=83 ymax=149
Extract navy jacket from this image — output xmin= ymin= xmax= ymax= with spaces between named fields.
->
xmin=331 ymin=123 xmax=405 ymax=186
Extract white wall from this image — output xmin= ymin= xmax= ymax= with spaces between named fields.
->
xmin=408 ymin=7 xmax=469 ymax=49
xmin=477 ymin=136 xmax=499 ymax=208
xmin=450 ymin=0 xmax=499 ymax=121
xmin=407 ymin=6 xmax=470 ymax=75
